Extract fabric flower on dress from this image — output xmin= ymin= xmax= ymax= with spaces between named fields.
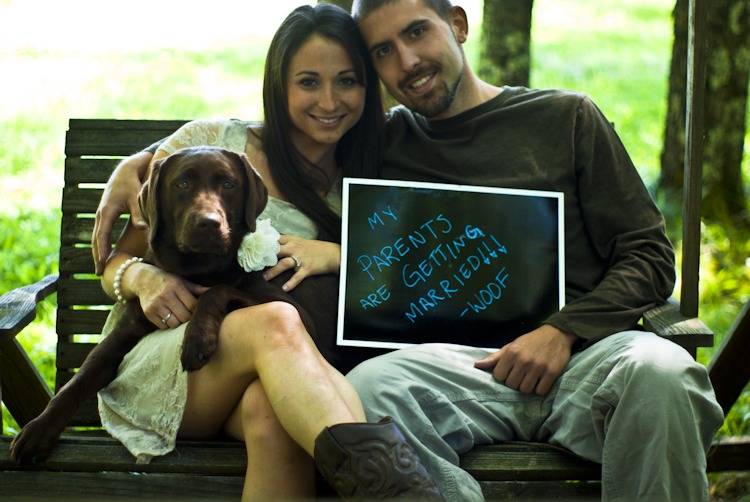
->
xmin=237 ymin=219 xmax=281 ymax=272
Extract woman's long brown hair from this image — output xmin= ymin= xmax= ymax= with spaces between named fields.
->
xmin=261 ymin=3 xmax=385 ymax=243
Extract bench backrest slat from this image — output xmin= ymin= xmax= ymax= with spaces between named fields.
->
xmin=59 ymin=119 xmax=187 ymax=426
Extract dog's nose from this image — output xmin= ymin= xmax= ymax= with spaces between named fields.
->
xmin=196 ymin=212 xmax=222 ymax=229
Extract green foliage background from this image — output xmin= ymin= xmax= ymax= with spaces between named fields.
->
xmin=1 ymin=0 xmax=748 ymax=451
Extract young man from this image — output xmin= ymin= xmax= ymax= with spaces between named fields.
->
xmin=344 ymin=0 xmax=724 ymax=500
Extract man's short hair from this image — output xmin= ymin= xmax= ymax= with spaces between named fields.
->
xmin=352 ymin=0 xmax=453 ymax=23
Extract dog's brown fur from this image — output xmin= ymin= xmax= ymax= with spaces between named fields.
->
xmin=10 ymin=146 xmax=345 ymax=466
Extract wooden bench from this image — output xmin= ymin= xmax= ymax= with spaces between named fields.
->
xmin=6 ymin=3 xmax=750 ymax=496
xmin=0 ymin=116 xmax=723 ymax=500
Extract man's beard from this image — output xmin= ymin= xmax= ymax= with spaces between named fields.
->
xmin=404 ymin=63 xmax=464 ymax=118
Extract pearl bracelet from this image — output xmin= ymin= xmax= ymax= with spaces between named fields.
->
xmin=113 ymin=256 xmax=143 ymax=303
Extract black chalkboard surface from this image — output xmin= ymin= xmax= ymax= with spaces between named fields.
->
xmin=337 ymin=178 xmax=565 ymax=350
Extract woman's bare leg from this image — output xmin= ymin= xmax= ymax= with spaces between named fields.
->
xmin=223 ymin=380 xmax=315 ymax=501
xmin=179 ymin=301 xmax=365 ymax=454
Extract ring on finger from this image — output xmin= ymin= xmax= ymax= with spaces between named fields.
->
xmin=290 ymin=255 xmax=301 ymax=271
xmin=161 ymin=311 xmax=173 ymax=325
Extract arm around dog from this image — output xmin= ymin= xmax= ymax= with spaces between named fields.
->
xmin=92 ymin=132 xmax=177 ymax=274
xmin=92 ymin=151 xmax=154 ymax=275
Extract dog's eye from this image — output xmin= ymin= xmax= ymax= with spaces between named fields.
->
xmin=176 ymin=181 xmax=189 ymax=190
xmin=223 ymin=181 xmax=235 ymax=189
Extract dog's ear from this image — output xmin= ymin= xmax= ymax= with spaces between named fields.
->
xmin=138 ymin=156 xmax=167 ymax=247
xmin=230 ymin=151 xmax=268 ymax=233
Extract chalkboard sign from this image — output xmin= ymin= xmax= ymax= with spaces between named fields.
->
xmin=337 ymin=178 xmax=565 ymax=350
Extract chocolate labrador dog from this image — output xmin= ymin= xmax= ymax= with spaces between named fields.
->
xmin=10 ymin=146 xmax=347 ymax=466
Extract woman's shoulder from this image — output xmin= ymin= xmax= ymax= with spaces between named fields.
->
xmin=158 ymin=119 xmax=255 ymax=155
xmin=168 ymin=119 xmax=233 ymax=148
xmin=177 ymin=119 xmax=261 ymax=141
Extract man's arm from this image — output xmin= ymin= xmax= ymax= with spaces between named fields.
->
xmin=475 ymin=95 xmax=672 ymax=395
xmin=92 ymin=151 xmax=153 ymax=275
xmin=544 ymin=95 xmax=676 ymax=343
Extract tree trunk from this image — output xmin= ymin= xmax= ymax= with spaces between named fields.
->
xmin=660 ymin=0 xmax=750 ymax=226
xmin=479 ymin=0 xmax=534 ymax=86
xmin=660 ymin=0 xmax=688 ymax=195
xmin=320 ymin=0 xmax=353 ymax=13
xmin=702 ymin=0 xmax=750 ymax=225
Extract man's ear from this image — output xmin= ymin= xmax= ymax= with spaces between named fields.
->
xmin=450 ymin=6 xmax=469 ymax=44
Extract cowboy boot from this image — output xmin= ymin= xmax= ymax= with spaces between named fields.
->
xmin=314 ymin=417 xmax=445 ymax=500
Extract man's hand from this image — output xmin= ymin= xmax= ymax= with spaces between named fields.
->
xmin=92 ymin=151 xmax=153 ymax=275
xmin=474 ymin=324 xmax=579 ymax=395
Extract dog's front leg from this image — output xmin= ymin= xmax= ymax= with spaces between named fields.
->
xmin=181 ymin=284 xmax=245 ymax=371
xmin=181 ymin=280 xmax=303 ymax=371
xmin=10 ymin=302 xmax=151 ymax=467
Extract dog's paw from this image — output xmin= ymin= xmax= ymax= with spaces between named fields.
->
xmin=181 ymin=324 xmax=218 ymax=371
xmin=9 ymin=414 xmax=64 ymax=468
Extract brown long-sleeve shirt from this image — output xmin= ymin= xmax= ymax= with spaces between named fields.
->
xmin=380 ymin=87 xmax=675 ymax=345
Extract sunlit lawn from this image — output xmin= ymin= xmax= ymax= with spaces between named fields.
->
xmin=1 ymin=0 xmax=748 ymax=449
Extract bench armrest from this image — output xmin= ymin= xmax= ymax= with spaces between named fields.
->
xmin=0 ymin=274 xmax=58 ymax=342
xmin=1 ymin=274 xmax=57 ymax=429
xmin=643 ymin=296 xmax=714 ymax=351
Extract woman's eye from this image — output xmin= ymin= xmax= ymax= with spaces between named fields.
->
xmin=339 ymin=77 xmax=357 ymax=87
xmin=375 ymin=46 xmax=391 ymax=58
xmin=300 ymin=78 xmax=319 ymax=88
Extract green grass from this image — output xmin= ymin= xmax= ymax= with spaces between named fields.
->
xmin=2 ymin=0 xmax=749 ymax=443
xmin=530 ymin=0 xmax=675 ymax=188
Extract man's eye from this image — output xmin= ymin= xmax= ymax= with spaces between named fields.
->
xmin=410 ymin=27 xmax=425 ymax=38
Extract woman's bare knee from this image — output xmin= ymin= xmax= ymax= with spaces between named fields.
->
xmin=222 ymin=302 xmax=310 ymax=353
xmin=240 ymin=381 xmax=274 ymax=427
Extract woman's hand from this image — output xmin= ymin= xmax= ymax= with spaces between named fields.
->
xmin=128 ymin=262 xmax=209 ymax=329
xmin=263 ymin=235 xmax=341 ymax=292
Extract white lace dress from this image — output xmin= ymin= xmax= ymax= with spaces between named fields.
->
xmin=97 ymin=119 xmax=341 ymax=463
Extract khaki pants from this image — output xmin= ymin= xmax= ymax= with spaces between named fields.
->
xmin=346 ymin=332 xmax=724 ymax=501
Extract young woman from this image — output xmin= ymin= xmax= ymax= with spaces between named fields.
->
xmin=95 ymin=5 xmax=442 ymax=500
